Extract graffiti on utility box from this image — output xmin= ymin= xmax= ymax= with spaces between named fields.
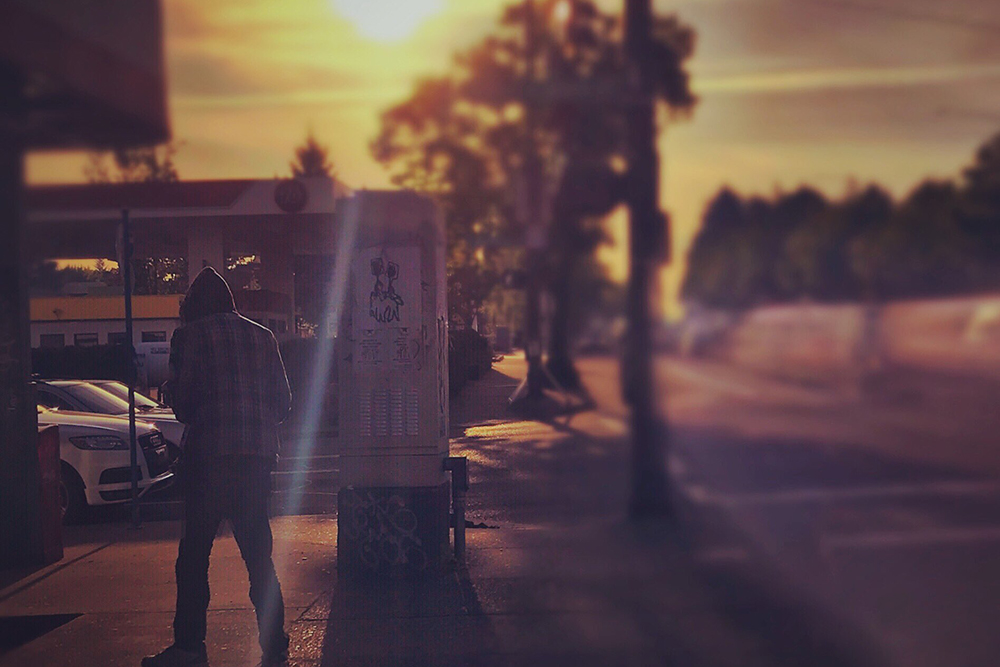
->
xmin=354 ymin=248 xmax=421 ymax=367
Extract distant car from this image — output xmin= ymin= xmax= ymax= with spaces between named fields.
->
xmin=36 ymin=405 xmax=174 ymax=522
xmin=35 ymin=380 xmax=185 ymax=456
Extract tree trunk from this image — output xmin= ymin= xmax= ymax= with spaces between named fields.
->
xmin=544 ymin=235 xmax=583 ymax=391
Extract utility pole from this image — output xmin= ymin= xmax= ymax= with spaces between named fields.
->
xmin=623 ymin=0 xmax=672 ymax=517
xmin=0 ymin=71 xmax=44 ymax=566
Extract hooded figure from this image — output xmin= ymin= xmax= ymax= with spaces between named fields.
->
xmin=179 ymin=266 xmax=236 ymax=324
xmin=146 ymin=267 xmax=291 ymax=667
xmin=163 ymin=267 xmax=235 ymax=410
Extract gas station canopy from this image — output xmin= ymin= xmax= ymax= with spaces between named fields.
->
xmin=0 ymin=0 xmax=169 ymax=148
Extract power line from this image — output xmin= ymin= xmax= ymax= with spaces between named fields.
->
xmin=804 ymin=0 xmax=1000 ymax=34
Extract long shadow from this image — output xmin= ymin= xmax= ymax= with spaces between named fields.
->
xmin=668 ymin=422 xmax=1000 ymax=667
xmin=671 ymin=424 xmax=996 ymax=496
xmin=316 ymin=565 xmax=498 ymax=667
xmin=449 ymin=378 xmax=907 ymax=664
xmin=0 ymin=565 xmax=45 ymax=595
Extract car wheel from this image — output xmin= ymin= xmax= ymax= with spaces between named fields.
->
xmin=60 ymin=464 xmax=87 ymax=524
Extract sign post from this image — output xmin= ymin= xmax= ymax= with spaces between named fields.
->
xmin=120 ymin=209 xmax=141 ymax=529
xmin=337 ymin=191 xmax=451 ymax=576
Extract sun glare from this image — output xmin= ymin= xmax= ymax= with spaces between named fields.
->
xmin=330 ymin=0 xmax=445 ymax=42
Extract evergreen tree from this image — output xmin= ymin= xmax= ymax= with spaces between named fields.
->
xmin=290 ymin=131 xmax=335 ymax=178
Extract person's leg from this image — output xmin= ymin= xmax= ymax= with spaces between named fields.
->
xmin=173 ymin=463 xmax=224 ymax=655
xmin=229 ymin=458 xmax=288 ymax=662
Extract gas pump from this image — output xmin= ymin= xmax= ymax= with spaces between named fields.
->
xmin=337 ymin=191 xmax=450 ymax=575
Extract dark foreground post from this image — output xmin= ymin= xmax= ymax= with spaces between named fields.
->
xmin=623 ymin=0 xmax=672 ymax=518
xmin=337 ymin=192 xmax=452 ymax=576
xmin=0 ymin=0 xmax=169 ymax=564
xmin=0 ymin=83 xmax=44 ymax=566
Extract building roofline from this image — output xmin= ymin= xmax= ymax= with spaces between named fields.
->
xmin=26 ymin=176 xmax=350 ymax=221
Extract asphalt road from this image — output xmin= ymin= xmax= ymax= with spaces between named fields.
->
xmin=574 ymin=353 xmax=1000 ymax=667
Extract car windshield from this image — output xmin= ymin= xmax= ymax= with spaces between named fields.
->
xmin=58 ymin=382 xmax=132 ymax=415
xmin=94 ymin=381 xmax=162 ymax=410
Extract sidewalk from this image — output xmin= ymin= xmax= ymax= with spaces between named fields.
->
xmin=0 ymin=355 xmax=883 ymax=666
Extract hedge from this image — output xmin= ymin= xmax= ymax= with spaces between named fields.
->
xmin=449 ymin=329 xmax=492 ymax=396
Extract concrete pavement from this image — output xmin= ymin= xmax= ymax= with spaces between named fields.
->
xmin=0 ymin=353 xmax=886 ymax=667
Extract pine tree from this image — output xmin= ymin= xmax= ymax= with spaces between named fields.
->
xmin=290 ymin=131 xmax=335 ymax=178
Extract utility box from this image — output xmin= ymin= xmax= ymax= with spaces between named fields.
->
xmin=337 ymin=191 xmax=449 ymax=576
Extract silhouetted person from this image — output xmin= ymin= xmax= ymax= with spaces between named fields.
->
xmin=144 ymin=267 xmax=292 ymax=667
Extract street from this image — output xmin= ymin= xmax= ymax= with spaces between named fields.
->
xmin=574 ymin=353 xmax=1000 ymax=667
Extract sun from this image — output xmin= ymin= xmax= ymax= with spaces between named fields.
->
xmin=330 ymin=0 xmax=445 ymax=42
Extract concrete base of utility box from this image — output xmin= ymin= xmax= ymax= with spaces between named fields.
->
xmin=337 ymin=482 xmax=450 ymax=577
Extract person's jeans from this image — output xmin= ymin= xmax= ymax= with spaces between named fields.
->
xmin=173 ymin=456 xmax=288 ymax=660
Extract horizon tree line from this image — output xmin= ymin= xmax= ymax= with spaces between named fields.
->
xmin=682 ymin=131 xmax=1000 ymax=310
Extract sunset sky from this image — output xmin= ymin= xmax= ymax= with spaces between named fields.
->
xmin=26 ymin=0 xmax=1000 ymax=316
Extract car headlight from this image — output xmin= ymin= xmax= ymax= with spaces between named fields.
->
xmin=69 ymin=435 xmax=128 ymax=450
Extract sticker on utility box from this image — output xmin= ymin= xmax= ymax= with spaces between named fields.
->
xmin=354 ymin=247 xmax=421 ymax=366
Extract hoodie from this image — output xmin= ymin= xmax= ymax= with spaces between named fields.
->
xmin=179 ymin=267 xmax=236 ymax=324
xmin=167 ymin=267 xmax=291 ymax=460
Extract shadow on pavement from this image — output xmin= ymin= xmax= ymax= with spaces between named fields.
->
xmin=0 ymin=566 xmax=44 ymax=595
xmin=671 ymin=422 xmax=1000 ymax=667
xmin=0 ymin=613 xmax=81 ymax=658
xmin=315 ymin=567 xmax=497 ymax=667
xmin=441 ymin=361 xmax=889 ymax=665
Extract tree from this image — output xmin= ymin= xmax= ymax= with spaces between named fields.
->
xmin=784 ymin=185 xmax=890 ymax=301
xmin=683 ymin=133 xmax=1000 ymax=309
xmin=851 ymin=181 xmax=968 ymax=299
xmin=84 ymin=142 xmax=180 ymax=183
xmin=82 ymin=142 xmax=185 ymax=296
xmin=682 ymin=188 xmax=746 ymax=307
xmin=682 ymin=188 xmax=776 ymax=309
xmin=372 ymin=0 xmax=696 ymax=387
xmin=290 ymin=131 xmax=336 ymax=178
xmin=765 ymin=187 xmax=829 ymax=300
xmin=133 ymin=256 xmax=188 ymax=296
xmin=960 ymin=132 xmax=1000 ymax=270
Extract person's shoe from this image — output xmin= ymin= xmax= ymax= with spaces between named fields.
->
xmin=141 ymin=644 xmax=209 ymax=667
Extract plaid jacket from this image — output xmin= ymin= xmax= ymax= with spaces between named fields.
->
xmin=170 ymin=312 xmax=291 ymax=460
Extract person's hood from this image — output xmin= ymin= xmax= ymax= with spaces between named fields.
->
xmin=180 ymin=267 xmax=236 ymax=323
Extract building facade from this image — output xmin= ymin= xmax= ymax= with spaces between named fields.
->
xmin=26 ymin=176 xmax=351 ymax=346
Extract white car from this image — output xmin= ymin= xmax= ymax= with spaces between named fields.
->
xmin=88 ymin=380 xmax=186 ymax=449
xmin=35 ymin=379 xmax=185 ymax=456
xmin=36 ymin=405 xmax=174 ymax=522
